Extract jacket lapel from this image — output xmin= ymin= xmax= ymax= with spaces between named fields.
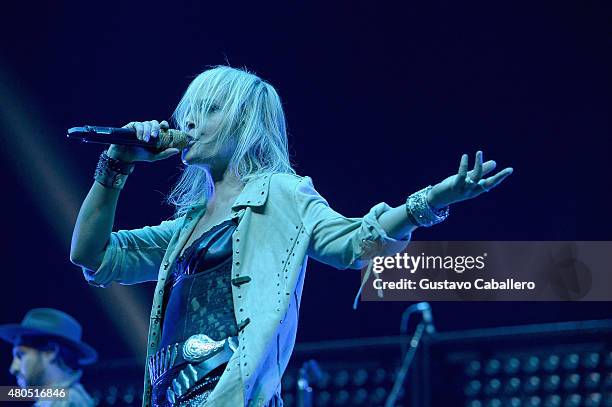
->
xmin=231 ymin=174 xmax=271 ymax=213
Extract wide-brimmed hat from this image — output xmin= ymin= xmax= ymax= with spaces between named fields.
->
xmin=0 ymin=308 xmax=97 ymax=365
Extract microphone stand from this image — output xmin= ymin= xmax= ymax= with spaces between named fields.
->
xmin=384 ymin=323 xmax=427 ymax=407
xmin=296 ymin=366 xmax=313 ymax=407
xmin=296 ymin=360 xmax=321 ymax=407
xmin=385 ymin=302 xmax=434 ymax=407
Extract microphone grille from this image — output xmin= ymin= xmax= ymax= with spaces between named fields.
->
xmin=157 ymin=129 xmax=190 ymax=150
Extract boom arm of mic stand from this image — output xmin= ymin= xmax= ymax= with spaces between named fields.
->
xmin=385 ymin=322 xmax=427 ymax=407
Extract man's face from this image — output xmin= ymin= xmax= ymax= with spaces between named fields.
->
xmin=9 ymin=345 xmax=49 ymax=387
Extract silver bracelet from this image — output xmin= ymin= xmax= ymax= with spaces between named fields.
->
xmin=405 ymin=185 xmax=449 ymax=227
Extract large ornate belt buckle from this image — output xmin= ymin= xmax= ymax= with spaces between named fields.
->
xmin=166 ymin=335 xmax=235 ymax=406
xmin=182 ymin=334 xmax=225 ymax=363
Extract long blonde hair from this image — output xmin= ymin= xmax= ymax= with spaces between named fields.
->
xmin=167 ymin=66 xmax=295 ymax=217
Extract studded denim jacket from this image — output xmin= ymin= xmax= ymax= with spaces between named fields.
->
xmin=82 ymin=173 xmax=411 ymax=406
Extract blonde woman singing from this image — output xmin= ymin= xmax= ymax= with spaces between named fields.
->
xmin=70 ymin=66 xmax=513 ymax=406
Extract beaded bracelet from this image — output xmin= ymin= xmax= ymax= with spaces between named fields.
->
xmin=405 ymin=185 xmax=450 ymax=227
xmin=93 ymin=151 xmax=135 ymax=190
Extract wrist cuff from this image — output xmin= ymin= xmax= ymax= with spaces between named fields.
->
xmin=405 ymin=185 xmax=449 ymax=227
xmin=94 ymin=151 xmax=135 ymax=189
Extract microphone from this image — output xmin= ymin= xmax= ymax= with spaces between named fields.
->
xmin=416 ymin=302 xmax=436 ymax=334
xmin=400 ymin=302 xmax=436 ymax=336
xmin=67 ymin=126 xmax=191 ymax=150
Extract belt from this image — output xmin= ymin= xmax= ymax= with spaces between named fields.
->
xmin=149 ymin=334 xmax=237 ymax=406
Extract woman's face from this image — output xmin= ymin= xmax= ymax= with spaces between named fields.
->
xmin=181 ymin=104 xmax=236 ymax=175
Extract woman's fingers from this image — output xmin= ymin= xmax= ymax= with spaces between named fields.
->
xmin=457 ymin=154 xmax=469 ymax=183
xmin=123 ymin=120 xmax=168 ymax=141
xmin=468 ymin=159 xmax=496 ymax=179
xmin=110 ymin=120 xmax=179 ymax=163
xmin=134 ymin=122 xmax=144 ymax=140
xmin=152 ymin=148 xmax=180 ymax=161
xmin=481 ymin=160 xmax=497 ymax=176
xmin=150 ymin=120 xmax=160 ymax=138
xmin=480 ymin=167 xmax=514 ymax=191
xmin=472 ymin=151 xmax=483 ymax=180
xmin=142 ymin=121 xmax=152 ymax=142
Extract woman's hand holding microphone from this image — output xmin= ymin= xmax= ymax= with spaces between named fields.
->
xmin=106 ymin=120 xmax=183 ymax=163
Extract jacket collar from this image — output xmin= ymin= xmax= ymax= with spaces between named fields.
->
xmin=231 ymin=174 xmax=271 ymax=211
xmin=184 ymin=174 xmax=272 ymax=218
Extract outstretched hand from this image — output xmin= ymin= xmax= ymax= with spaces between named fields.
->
xmin=426 ymin=151 xmax=513 ymax=209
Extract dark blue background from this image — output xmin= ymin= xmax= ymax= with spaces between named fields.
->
xmin=1 ymin=0 xmax=610 ymax=387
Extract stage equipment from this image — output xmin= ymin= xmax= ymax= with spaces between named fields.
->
xmin=410 ymin=319 xmax=612 ymax=407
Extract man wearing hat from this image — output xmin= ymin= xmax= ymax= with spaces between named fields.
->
xmin=0 ymin=308 xmax=97 ymax=406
